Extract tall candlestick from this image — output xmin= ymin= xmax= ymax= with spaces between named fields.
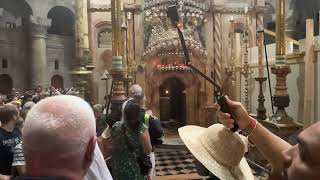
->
xmin=275 ymin=0 xmax=286 ymax=65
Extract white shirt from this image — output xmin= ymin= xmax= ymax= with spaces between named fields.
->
xmin=84 ymin=143 xmax=113 ymax=180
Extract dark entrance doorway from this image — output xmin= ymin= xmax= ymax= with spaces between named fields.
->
xmin=51 ymin=75 xmax=64 ymax=89
xmin=159 ymin=78 xmax=186 ymax=127
xmin=0 ymin=74 xmax=13 ymax=95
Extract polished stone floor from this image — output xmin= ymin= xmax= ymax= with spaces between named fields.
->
xmin=155 ymin=148 xmax=196 ymax=176
xmin=154 ymin=127 xmax=205 ymax=179
xmin=154 ymin=127 xmax=268 ymax=180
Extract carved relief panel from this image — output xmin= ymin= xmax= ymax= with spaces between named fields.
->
xmin=98 ymin=26 xmax=112 ymax=48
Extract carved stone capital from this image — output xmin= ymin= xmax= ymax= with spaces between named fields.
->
xmin=213 ymin=5 xmax=266 ymax=14
xmin=123 ymin=3 xmax=142 ymax=12
xmin=29 ymin=16 xmax=52 ymax=38
xmin=254 ymin=6 xmax=268 ymax=13
xmin=212 ymin=5 xmax=224 ymax=13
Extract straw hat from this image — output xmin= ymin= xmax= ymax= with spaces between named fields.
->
xmin=178 ymin=124 xmax=254 ymax=180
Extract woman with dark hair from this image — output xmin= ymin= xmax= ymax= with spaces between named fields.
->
xmin=111 ymin=100 xmax=152 ymax=180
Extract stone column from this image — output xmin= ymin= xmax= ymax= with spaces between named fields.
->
xmin=74 ymin=0 xmax=90 ymax=59
xmin=72 ymin=0 xmax=94 ymax=102
xmin=123 ymin=3 xmax=142 ymax=86
xmin=29 ymin=16 xmax=51 ymax=88
xmin=303 ymin=19 xmax=315 ymax=128
xmin=286 ymin=0 xmax=297 ymax=38
xmin=213 ymin=6 xmax=223 ymax=92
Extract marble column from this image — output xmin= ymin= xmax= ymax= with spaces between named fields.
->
xmin=29 ymin=16 xmax=51 ymax=88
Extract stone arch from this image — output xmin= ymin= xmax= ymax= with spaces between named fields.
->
xmin=0 ymin=74 xmax=13 ymax=95
xmin=159 ymin=77 xmax=187 ymax=125
xmin=0 ymin=0 xmax=33 ymax=16
xmin=0 ymin=0 xmax=33 ymax=28
xmin=51 ymin=75 xmax=64 ymax=89
xmin=92 ymin=21 xmax=112 ymax=49
xmin=47 ymin=6 xmax=75 ymax=36
xmin=97 ymin=26 xmax=112 ymax=48
xmin=43 ymin=0 xmax=75 ymax=16
xmin=144 ymin=55 xmax=204 ymax=125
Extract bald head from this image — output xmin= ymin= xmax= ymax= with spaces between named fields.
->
xmin=129 ymin=84 xmax=145 ymax=107
xmin=129 ymin=84 xmax=143 ymax=99
xmin=22 ymin=95 xmax=96 ymax=179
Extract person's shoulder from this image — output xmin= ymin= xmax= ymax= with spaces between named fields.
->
xmin=0 ymin=127 xmax=5 ymax=134
xmin=149 ymin=116 xmax=162 ymax=127
xmin=13 ymin=128 xmax=21 ymax=135
xmin=14 ymin=141 xmax=23 ymax=150
xmin=15 ymin=177 xmax=67 ymax=180
xmin=112 ymin=121 xmax=124 ymax=129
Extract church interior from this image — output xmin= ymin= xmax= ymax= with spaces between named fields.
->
xmin=1 ymin=0 xmax=320 ymax=179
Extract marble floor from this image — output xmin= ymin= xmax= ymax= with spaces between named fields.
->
xmin=155 ymin=148 xmax=196 ymax=176
xmin=154 ymin=128 xmax=205 ymax=179
xmin=154 ymin=127 xmax=268 ymax=180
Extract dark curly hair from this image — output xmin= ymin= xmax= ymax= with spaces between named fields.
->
xmin=124 ymin=100 xmax=142 ymax=132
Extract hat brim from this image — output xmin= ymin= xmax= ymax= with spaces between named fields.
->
xmin=179 ymin=126 xmax=254 ymax=180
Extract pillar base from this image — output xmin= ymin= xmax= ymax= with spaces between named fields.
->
xmin=270 ymin=65 xmax=292 ymax=124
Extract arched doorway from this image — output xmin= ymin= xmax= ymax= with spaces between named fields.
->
xmin=47 ymin=6 xmax=75 ymax=36
xmin=51 ymin=75 xmax=64 ymax=89
xmin=159 ymin=77 xmax=186 ymax=128
xmin=0 ymin=74 xmax=13 ymax=95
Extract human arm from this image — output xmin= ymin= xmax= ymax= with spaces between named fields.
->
xmin=99 ymin=125 xmax=113 ymax=159
xmin=216 ymin=96 xmax=292 ymax=172
xmin=0 ymin=174 xmax=10 ymax=180
xmin=12 ymin=142 xmax=27 ymax=176
xmin=148 ymin=117 xmax=164 ymax=145
xmin=16 ymin=166 xmax=26 ymax=176
xmin=140 ymin=127 xmax=152 ymax=155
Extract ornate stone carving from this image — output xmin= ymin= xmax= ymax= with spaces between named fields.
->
xmin=29 ymin=16 xmax=51 ymax=38
xmin=213 ymin=12 xmax=222 ymax=88
xmin=143 ymin=0 xmax=209 ymax=60
xmin=98 ymin=27 xmax=112 ymax=48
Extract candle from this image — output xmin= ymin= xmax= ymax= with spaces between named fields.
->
xmin=258 ymin=32 xmax=264 ymax=77
xmin=245 ymin=6 xmax=248 ymax=14
xmin=230 ymin=16 xmax=234 ymax=21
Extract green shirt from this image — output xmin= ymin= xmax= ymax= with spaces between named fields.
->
xmin=111 ymin=121 xmax=147 ymax=180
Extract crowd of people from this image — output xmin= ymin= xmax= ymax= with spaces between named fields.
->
xmin=1 ymin=84 xmax=319 ymax=180
xmin=0 ymin=84 xmax=164 ymax=180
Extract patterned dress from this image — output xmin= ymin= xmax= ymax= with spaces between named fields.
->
xmin=111 ymin=121 xmax=147 ymax=180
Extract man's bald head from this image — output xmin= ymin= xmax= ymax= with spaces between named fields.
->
xmin=129 ymin=84 xmax=143 ymax=99
xmin=23 ymin=95 xmax=96 ymax=179
xmin=129 ymin=84 xmax=145 ymax=107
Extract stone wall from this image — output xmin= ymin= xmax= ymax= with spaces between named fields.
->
xmin=47 ymin=34 xmax=74 ymax=88
xmin=0 ymin=28 xmax=28 ymax=92
xmin=89 ymin=8 xmax=112 ymax=104
xmin=265 ymin=0 xmax=320 ymax=39
xmin=0 ymin=0 xmax=75 ymax=92
xmin=242 ymin=36 xmax=320 ymax=123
